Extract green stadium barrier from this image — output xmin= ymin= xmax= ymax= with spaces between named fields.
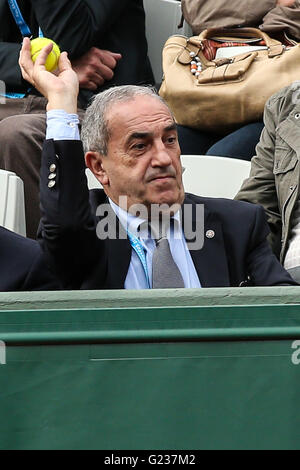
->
xmin=0 ymin=287 xmax=300 ymax=450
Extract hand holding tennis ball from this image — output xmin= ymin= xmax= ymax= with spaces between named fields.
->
xmin=30 ymin=38 xmax=60 ymax=72
xmin=20 ymin=37 xmax=79 ymax=114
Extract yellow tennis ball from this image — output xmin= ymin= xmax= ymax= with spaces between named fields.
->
xmin=30 ymin=38 xmax=61 ymax=72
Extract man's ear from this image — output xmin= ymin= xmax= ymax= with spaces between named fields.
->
xmin=85 ymin=151 xmax=109 ymax=186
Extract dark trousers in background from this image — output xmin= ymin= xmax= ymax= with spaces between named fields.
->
xmin=177 ymin=122 xmax=265 ymax=160
xmin=0 ymin=95 xmax=84 ymax=239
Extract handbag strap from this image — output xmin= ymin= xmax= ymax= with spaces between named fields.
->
xmin=195 ymin=27 xmax=285 ymax=58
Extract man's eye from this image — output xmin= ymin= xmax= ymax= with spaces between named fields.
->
xmin=133 ymin=143 xmax=146 ymax=150
xmin=167 ymin=136 xmax=177 ymax=144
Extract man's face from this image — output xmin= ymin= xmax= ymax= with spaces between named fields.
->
xmin=97 ymin=95 xmax=184 ymax=212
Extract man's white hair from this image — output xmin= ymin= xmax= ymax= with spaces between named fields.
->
xmin=81 ymin=85 xmax=173 ymax=155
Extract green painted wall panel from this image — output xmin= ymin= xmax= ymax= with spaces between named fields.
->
xmin=0 ymin=288 xmax=300 ymax=449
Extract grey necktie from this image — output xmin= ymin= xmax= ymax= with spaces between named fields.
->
xmin=152 ymin=232 xmax=185 ymax=289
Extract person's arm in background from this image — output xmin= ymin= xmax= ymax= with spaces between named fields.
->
xmin=181 ymin=0 xmax=297 ymax=36
xmin=31 ymin=0 xmax=130 ymax=58
xmin=261 ymin=0 xmax=300 ymax=40
xmin=72 ymin=48 xmax=121 ymax=92
xmin=0 ymin=0 xmax=127 ymax=93
xmin=0 ymin=42 xmax=26 ymax=92
xmin=245 ymin=204 xmax=297 ymax=286
xmin=32 ymin=0 xmax=128 ymax=91
xmin=234 ymin=96 xmax=282 ymax=259
xmin=0 ymin=226 xmax=61 ymax=291
xmin=181 ymin=0 xmax=278 ymax=34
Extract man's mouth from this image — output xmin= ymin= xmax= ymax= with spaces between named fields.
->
xmin=149 ymin=175 xmax=174 ymax=182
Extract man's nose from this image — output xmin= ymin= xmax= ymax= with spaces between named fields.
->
xmin=151 ymin=141 xmax=173 ymax=166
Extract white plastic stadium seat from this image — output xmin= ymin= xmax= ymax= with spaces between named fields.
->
xmin=86 ymin=155 xmax=251 ymax=200
xmin=86 ymin=168 xmax=103 ymax=190
xmin=143 ymin=0 xmax=192 ymax=84
xmin=181 ymin=155 xmax=251 ymax=199
xmin=0 ymin=169 xmax=26 ymax=236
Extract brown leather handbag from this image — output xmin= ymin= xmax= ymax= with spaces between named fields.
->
xmin=159 ymin=27 xmax=300 ymax=133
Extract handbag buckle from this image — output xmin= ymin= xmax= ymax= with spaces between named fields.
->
xmin=213 ymin=57 xmax=234 ymax=67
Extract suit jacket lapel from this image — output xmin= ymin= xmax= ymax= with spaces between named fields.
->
xmin=105 ymin=203 xmax=132 ymax=288
xmin=98 ymin=194 xmax=231 ymax=288
xmin=183 ymin=196 xmax=230 ymax=287
xmin=91 ymin=196 xmax=131 ymax=289
xmin=106 ymin=237 xmax=132 ymax=288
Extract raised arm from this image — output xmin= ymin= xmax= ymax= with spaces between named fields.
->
xmin=19 ymin=38 xmax=79 ymax=113
xmin=19 ymin=38 xmax=101 ymax=288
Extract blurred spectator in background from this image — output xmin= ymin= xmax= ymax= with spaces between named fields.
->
xmin=0 ymin=0 xmax=154 ymax=238
xmin=236 ymin=82 xmax=300 ymax=283
xmin=0 ymin=226 xmax=59 ymax=291
xmin=177 ymin=0 xmax=300 ymax=160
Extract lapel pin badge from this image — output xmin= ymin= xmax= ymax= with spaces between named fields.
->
xmin=206 ymin=229 xmax=215 ymax=239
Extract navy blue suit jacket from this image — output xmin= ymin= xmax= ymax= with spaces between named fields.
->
xmin=39 ymin=139 xmax=296 ymax=289
xmin=0 ymin=226 xmax=60 ymax=291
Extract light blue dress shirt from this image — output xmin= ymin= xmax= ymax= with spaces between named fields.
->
xmin=46 ymin=110 xmax=201 ymax=289
xmin=109 ymin=200 xmax=201 ymax=289
xmin=46 ymin=109 xmax=80 ymax=140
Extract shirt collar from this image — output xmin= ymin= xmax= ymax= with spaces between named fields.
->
xmin=109 ymin=198 xmax=146 ymax=238
xmin=109 ymin=198 xmax=182 ymax=238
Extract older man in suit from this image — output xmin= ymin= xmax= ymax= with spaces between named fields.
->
xmin=18 ymin=38 xmax=296 ymax=289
